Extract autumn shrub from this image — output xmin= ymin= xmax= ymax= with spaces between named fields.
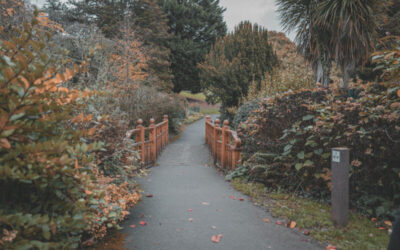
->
xmin=0 ymin=13 xmax=140 ymax=248
xmin=117 ymin=86 xmax=187 ymax=132
xmin=239 ymin=82 xmax=400 ymax=219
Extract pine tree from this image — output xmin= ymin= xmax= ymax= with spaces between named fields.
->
xmin=199 ymin=21 xmax=278 ymax=119
xmin=66 ymin=0 xmax=134 ymax=38
xmin=158 ymin=0 xmax=227 ymax=93
xmin=132 ymin=0 xmax=173 ymax=91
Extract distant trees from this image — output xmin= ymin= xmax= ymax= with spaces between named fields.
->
xmin=158 ymin=0 xmax=227 ymax=93
xmin=199 ymin=21 xmax=278 ymax=118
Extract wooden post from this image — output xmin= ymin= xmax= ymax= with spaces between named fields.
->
xmin=232 ymin=138 xmax=241 ymax=170
xmin=137 ymin=119 xmax=145 ymax=166
xmin=149 ymin=118 xmax=156 ymax=163
xmin=331 ymin=147 xmax=350 ymax=227
xmin=205 ymin=116 xmax=211 ymax=145
xmin=164 ymin=115 xmax=168 ymax=147
xmin=214 ymin=119 xmax=220 ymax=163
xmin=221 ymin=120 xmax=229 ymax=169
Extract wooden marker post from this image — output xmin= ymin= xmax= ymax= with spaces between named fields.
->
xmin=331 ymin=147 xmax=350 ymax=227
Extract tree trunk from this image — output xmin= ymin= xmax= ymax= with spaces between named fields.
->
xmin=340 ymin=61 xmax=355 ymax=89
xmin=321 ymin=55 xmax=331 ymax=88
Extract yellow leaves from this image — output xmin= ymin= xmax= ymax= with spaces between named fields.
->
xmin=0 ymin=138 xmax=11 ymax=149
xmin=87 ymin=127 xmax=96 ymax=136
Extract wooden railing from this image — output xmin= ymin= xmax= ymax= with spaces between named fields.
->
xmin=205 ymin=116 xmax=242 ymax=170
xmin=126 ymin=115 xmax=169 ymax=167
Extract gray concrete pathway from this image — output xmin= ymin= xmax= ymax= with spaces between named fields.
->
xmin=121 ymin=117 xmax=322 ymax=250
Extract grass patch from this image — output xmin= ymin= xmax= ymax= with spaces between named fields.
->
xmin=184 ymin=112 xmax=204 ymax=125
xmin=200 ymin=107 xmax=219 ymax=115
xmin=231 ymin=178 xmax=390 ymax=250
xmin=179 ymin=91 xmax=206 ymax=101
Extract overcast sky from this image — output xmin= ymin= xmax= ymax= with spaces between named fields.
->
xmin=31 ymin=0 xmax=292 ymax=39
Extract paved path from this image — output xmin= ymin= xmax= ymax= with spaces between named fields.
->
xmin=121 ymin=117 xmax=322 ymax=250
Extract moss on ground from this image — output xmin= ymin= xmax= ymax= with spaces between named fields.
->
xmin=231 ymin=178 xmax=390 ymax=250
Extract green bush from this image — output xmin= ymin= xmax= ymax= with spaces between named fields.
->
xmin=240 ymin=82 xmax=400 ymax=219
xmin=232 ymin=100 xmax=260 ymax=129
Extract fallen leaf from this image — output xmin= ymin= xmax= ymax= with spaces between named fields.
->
xmin=263 ymin=218 xmax=271 ymax=223
xmin=397 ymin=89 xmax=400 ymax=97
xmin=129 ymin=225 xmax=136 ymax=228
xmin=326 ymin=245 xmax=336 ymax=250
xmin=139 ymin=221 xmax=146 ymax=226
xmin=188 ymin=209 xmax=193 ymax=212
xmin=140 ymin=214 xmax=145 ymax=218
xmin=290 ymin=221 xmax=296 ymax=229
xmin=371 ymin=218 xmax=377 ymax=222
xmin=211 ymin=234 xmax=223 ymax=243
xmin=188 ymin=218 xmax=194 ymax=222
xmin=303 ymin=229 xmax=310 ymax=236
xmin=378 ymin=227 xmax=385 ymax=230
xmin=276 ymin=221 xmax=283 ymax=225
xmin=238 ymin=197 xmax=244 ymax=201
xmin=229 ymin=195 xmax=236 ymax=200
xmin=202 ymin=202 xmax=210 ymax=206
xmin=384 ymin=220 xmax=392 ymax=227
xmin=146 ymin=194 xmax=153 ymax=198
xmin=211 ymin=235 xmax=219 ymax=243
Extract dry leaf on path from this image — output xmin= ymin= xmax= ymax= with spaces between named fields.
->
xmin=263 ymin=218 xmax=271 ymax=223
xmin=188 ymin=209 xmax=193 ymax=212
xmin=238 ymin=197 xmax=244 ymax=201
xmin=326 ymin=245 xmax=336 ymax=250
xmin=139 ymin=221 xmax=147 ymax=226
xmin=290 ymin=221 xmax=296 ymax=229
xmin=146 ymin=194 xmax=153 ymax=198
xmin=129 ymin=225 xmax=136 ymax=228
xmin=211 ymin=234 xmax=223 ymax=243
xmin=202 ymin=202 xmax=210 ymax=205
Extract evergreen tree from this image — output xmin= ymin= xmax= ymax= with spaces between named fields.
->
xmin=132 ymin=0 xmax=173 ymax=90
xmin=199 ymin=21 xmax=278 ymax=119
xmin=66 ymin=0 xmax=134 ymax=38
xmin=158 ymin=0 xmax=227 ymax=93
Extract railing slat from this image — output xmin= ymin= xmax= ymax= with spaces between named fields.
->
xmin=125 ymin=115 xmax=169 ymax=167
xmin=204 ymin=116 xmax=242 ymax=170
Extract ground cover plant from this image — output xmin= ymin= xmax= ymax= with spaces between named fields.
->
xmin=231 ymin=178 xmax=390 ymax=250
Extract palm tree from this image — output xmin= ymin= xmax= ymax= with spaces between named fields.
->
xmin=316 ymin=0 xmax=382 ymax=88
xmin=277 ymin=0 xmax=332 ymax=87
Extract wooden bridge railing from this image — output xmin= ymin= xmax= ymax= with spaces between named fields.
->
xmin=205 ymin=116 xmax=242 ymax=170
xmin=126 ymin=115 xmax=169 ymax=167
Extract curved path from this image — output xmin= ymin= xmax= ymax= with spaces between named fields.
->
xmin=120 ymin=117 xmax=322 ymax=250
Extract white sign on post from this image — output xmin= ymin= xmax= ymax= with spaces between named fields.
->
xmin=332 ymin=150 xmax=340 ymax=163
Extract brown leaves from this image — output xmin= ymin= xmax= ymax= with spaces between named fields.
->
xmin=145 ymin=194 xmax=153 ymax=198
xmin=0 ymin=138 xmax=11 ymax=149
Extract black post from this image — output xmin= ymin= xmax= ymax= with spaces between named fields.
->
xmin=331 ymin=147 xmax=350 ymax=227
